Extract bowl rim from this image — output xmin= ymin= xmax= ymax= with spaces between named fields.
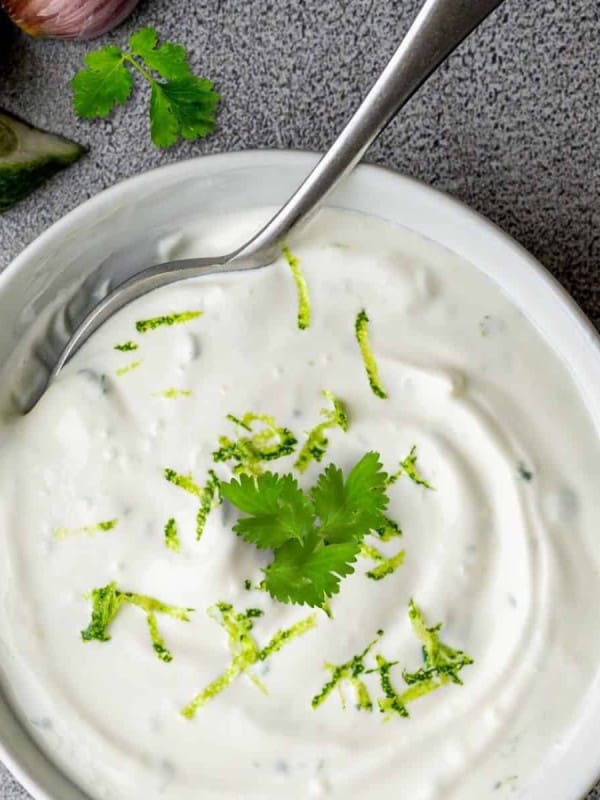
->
xmin=1 ymin=148 xmax=599 ymax=800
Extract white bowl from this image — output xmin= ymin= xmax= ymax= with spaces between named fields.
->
xmin=1 ymin=150 xmax=599 ymax=800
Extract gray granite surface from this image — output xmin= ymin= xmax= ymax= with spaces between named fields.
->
xmin=0 ymin=0 xmax=599 ymax=797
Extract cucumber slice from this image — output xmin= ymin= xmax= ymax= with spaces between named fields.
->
xmin=0 ymin=110 xmax=86 ymax=213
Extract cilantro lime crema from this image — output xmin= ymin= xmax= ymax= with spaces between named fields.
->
xmin=0 ymin=208 xmax=600 ymax=800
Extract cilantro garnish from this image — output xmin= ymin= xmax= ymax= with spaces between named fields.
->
xmin=164 ymin=518 xmax=180 ymax=552
xmin=81 ymin=582 xmax=193 ymax=663
xmin=164 ymin=467 xmax=222 ymax=540
xmin=115 ymin=359 xmax=141 ymax=376
xmin=282 ymin=245 xmax=311 ymax=330
xmin=54 ymin=518 xmax=118 ymax=540
xmin=213 ymin=413 xmax=297 ymax=476
xmin=311 ymin=630 xmax=383 ymax=711
xmin=388 ymin=445 xmax=434 ymax=489
xmin=221 ymin=451 xmax=390 ymax=608
xmin=355 ymin=309 xmax=388 ymax=399
xmin=181 ymin=602 xmax=316 ymax=718
xmin=136 ymin=310 xmax=202 ymax=333
xmin=295 ymin=390 xmax=349 ymax=473
xmin=114 ymin=340 xmax=138 ymax=352
xmin=72 ymin=28 xmax=220 ymax=149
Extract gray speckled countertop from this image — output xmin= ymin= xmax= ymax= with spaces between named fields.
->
xmin=0 ymin=1 xmax=599 ymax=798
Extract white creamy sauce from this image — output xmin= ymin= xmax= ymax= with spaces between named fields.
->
xmin=1 ymin=208 xmax=600 ymax=800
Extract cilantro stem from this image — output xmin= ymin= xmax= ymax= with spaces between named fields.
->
xmin=123 ymin=53 xmax=155 ymax=84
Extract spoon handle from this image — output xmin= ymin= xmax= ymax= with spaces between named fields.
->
xmin=230 ymin=0 xmax=505 ymax=264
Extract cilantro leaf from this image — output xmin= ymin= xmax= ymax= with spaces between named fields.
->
xmin=71 ymin=46 xmax=133 ymax=118
xmin=312 ymin=452 xmax=389 ymax=542
xmin=129 ymin=27 xmax=191 ymax=79
xmin=223 ymin=452 xmax=392 ymax=607
xmin=264 ymin=539 xmax=360 ymax=607
xmin=221 ymin=473 xmax=314 ymax=549
xmin=72 ymin=27 xmax=220 ymax=149
xmin=150 ymin=76 xmax=219 ymax=148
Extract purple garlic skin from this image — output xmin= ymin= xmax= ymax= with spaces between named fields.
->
xmin=1 ymin=0 xmax=138 ymax=39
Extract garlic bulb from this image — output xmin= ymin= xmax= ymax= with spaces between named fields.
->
xmin=1 ymin=0 xmax=138 ymax=39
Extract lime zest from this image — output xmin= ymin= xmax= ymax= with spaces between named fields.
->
xmin=312 ymin=630 xmax=383 ymax=711
xmin=355 ymin=309 xmax=388 ymax=399
xmin=53 ymin=518 xmax=119 ymax=540
xmin=115 ymin=359 xmax=142 ymax=376
xmin=114 ymin=340 xmax=138 ymax=352
xmin=135 ymin=310 xmax=202 ymax=333
xmin=213 ymin=412 xmax=297 ymax=476
xmin=181 ymin=602 xmax=316 ymax=718
xmin=282 ymin=245 xmax=311 ymax=330
xmin=388 ymin=445 xmax=434 ymax=489
xmin=153 ymin=387 xmax=193 ymax=399
xmin=295 ymin=390 xmax=349 ymax=473
xmin=81 ymin=581 xmax=193 ymax=662
xmin=164 ymin=517 xmax=180 ymax=551
xmin=360 ymin=542 xmax=406 ymax=581
xmin=164 ymin=467 xmax=222 ymax=540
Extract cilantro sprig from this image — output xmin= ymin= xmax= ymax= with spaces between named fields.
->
xmin=72 ymin=28 xmax=220 ymax=149
xmin=221 ymin=451 xmax=391 ymax=608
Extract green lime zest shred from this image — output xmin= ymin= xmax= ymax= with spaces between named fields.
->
xmin=195 ymin=470 xmax=221 ymax=540
xmin=401 ymin=599 xmax=473 ymax=694
xmin=213 ymin=412 xmax=297 ymax=476
xmin=181 ymin=602 xmax=316 ymax=718
xmin=81 ymin=581 xmax=193 ymax=662
xmin=53 ymin=518 xmax=119 ymax=540
xmin=164 ymin=467 xmax=222 ymax=540
xmin=388 ymin=445 xmax=434 ymax=489
xmin=295 ymin=390 xmax=349 ymax=473
xmin=368 ymin=654 xmax=408 ymax=719
xmin=282 ymin=245 xmax=311 ymax=330
xmin=114 ymin=340 xmax=138 ymax=352
xmin=355 ymin=309 xmax=388 ymax=399
xmin=374 ymin=516 xmax=403 ymax=541
xmin=115 ymin=359 xmax=142 ymax=376
xmin=360 ymin=542 xmax=406 ymax=581
xmin=311 ymin=630 xmax=383 ymax=712
xmin=164 ymin=517 xmax=181 ymax=552
xmin=135 ymin=310 xmax=202 ymax=333
xmin=153 ymin=388 xmax=193 ymax=399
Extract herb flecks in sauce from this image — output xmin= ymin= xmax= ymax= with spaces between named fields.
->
xmin=115 ymin=359 xmax=142 ymax=376
xmin=213 ymin=412 xmax=297 ymax=476
xmin=295 ymin=390 xmax=349 ymax=473
xmin=114 ymin=341 xmax=138 ymax=352
xmin=81 ymin=582 xmax=193 ymax=662
xmin=54 ymin=518 xmax=119 ymax=540
xmin=518 ymin=463 xmax=533 ymax=482
xmin=312 ymin=631 xmax=383 ymax=711
xmin=355 ymin=309 xmax=388 ymax=399
xmin=164 ymin=518 xmax=181 ymax=551
xmin=181 ymin=602 xmax=316 ymax=718
xmin=136 ymin=310 xmax=202 ymax=333
xmin=388 ymin=445 xmax=434 ymax=490
xmin=221 ymin=451 xmax=391 ymax=608
xmin=282 ymin=245 xmax=311 ymax=330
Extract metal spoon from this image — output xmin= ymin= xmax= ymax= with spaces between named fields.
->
xmin=45 ymin=0 xmax=504 ymax=401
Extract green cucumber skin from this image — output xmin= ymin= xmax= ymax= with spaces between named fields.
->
xmin=0 ymin=151 xmax=84 ymax=212
xmin=0 ymin=109 xmax=86 ymax=213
